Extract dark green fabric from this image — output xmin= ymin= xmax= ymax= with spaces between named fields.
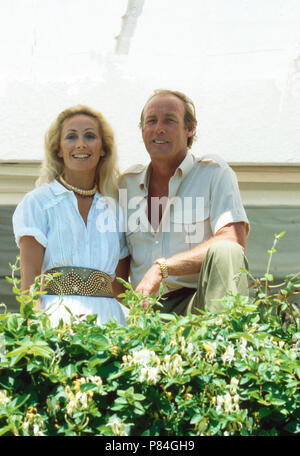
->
xmin=155 ymin=287 xmax=196 ymax=315
xmin=245 ymin=206 xmax=300 ymax=278
xmin=0 ymin=206 xmax=19 ymax=312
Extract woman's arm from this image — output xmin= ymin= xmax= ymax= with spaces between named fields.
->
xmin=112 ymin=256 xmax=130 ymax=301
xmin=19 ymin=236 xmax=45 ymax=310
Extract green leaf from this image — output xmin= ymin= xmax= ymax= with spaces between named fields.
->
xmin=264 ymin=273 xmax=274 ymax=282
xmin=64 ymin=363 xmax=77 ymax=378
xmin=9 ymin=393 xmax=31 ymax=412
xmin=258 ymin=407 xmax=272 ymax=419
xmin=275 ymin=231 xmax=285 ymax=240
xmin=268 ymin=397 xmax=286 ymax=406
xmin=8 ymin=352 xmax=25 ymax=367
xmin=85 ymin=314 xmax=97 ymax=324
xmin=158 ymin=313 xmax=177 ymax=321
xmin=0 ymin=425 xmax=13 ymax=436
xmin=190 ymin=414 xmax=203 ymax=424
xmin=20 ymin=302 xmax=34 ymax=319
xmin=283 ymin=421 xmax=300 ymax=434
xmin=89 ymin=334 xmax=110 ymax=349
xmin=80 ymin=383 xmax=97 ymax=393
xmin=182 ymin=326 xmax=192 ymax=339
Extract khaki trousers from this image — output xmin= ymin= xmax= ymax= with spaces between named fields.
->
xmin=156 ymin=240 xmax=249 ymax=315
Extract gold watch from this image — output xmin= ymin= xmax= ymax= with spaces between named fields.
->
xmin=155 ymin=258 xmax=168 ymax=279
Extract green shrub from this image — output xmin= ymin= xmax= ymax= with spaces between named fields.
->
xmin=0 ymin=233 xmax=299 ymax=436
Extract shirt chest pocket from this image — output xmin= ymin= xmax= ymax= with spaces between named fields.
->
xmin=170 ymin=206 xmax=211 ymax=250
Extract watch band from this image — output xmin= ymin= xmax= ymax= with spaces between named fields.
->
xmin=155 ymin=258 xmax=168 ymax=279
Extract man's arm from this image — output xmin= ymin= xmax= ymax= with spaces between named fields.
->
xmin=135 ymin=221 xmax=248 ymax=296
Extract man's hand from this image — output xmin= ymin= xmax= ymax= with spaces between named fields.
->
xmin=135 ymin=222 xmax=248 ymax=301
xmin=135 ymin=263 xmax=163 ymax=296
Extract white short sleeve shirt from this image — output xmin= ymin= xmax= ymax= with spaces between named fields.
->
xmin=119 ymin=152 xmax=249 ymax=292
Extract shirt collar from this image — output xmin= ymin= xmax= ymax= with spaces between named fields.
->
xmin=50 ymin=179 xmax=101 ymax=199
xmin=138 ymin=166 xmax=151 ymax=193
xmin=51 ymin=179 xmax=70 ymax=195
xmin=175 ymin=150 xmax=194 ymax=179
xmin=138 ymin=150 xmax=195 ymax=192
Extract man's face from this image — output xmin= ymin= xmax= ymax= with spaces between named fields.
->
xmin=141 ymin=94 xmax=193 ymax=164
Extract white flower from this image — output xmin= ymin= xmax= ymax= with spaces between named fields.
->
xmin=215 ymin=392 xmax=240 ymax=414
xmin=23 ymin=420 xmax=30 ymax=433
xmin=216 ymin=395 xmax=223 ymax=413
xmin=88 ymin=375 xmax=103 ymax=393
xmin=33 ymin=423 xmax=45 ymax=436
xmin=0 ymin=390 xmax=11 ymax=406
xmin=202 ymin=342 xmax=217 ymax=361
xmin=22 ymin=407 xmax=45 ymax=436
xmin=66 ymin=395 xmax=78 ymax=415
xmin=161 ymin=354 xmax=183 ymax=376
xmin=140 ymin=366 xmax=160 ymax=385
xmin=88 ymin=375 xmax=102 ymax=387
xmin=222 ymin=345 xmax=235 ymax=365
xmin=186 ymin=342 xmax=194 ymax=356
xmin=233 ymin=394 xmax=240 ymax=410
xmin=78 ymin=391 xmax=89 ymax=409
xmin=129 ymin=349 xmax=157 ymax=366
xmin=46 ymin=397 xmax=60 ymax=416
xmin=227 ymin=377 xmax=239 ymax=393
xmin=239 ymin=338 xmax=248 ymax=359
xmin=223 ymin=393 xmax=233 ymax=413
xmin=65 ymin=380 xmax=93 ymax=416
xmin=107 ymin=417 xmax=128 ymax=436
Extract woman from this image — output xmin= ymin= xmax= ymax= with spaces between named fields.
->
xmin=12 ymin=105 xmax=130 ymax=326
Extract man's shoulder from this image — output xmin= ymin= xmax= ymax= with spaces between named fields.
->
xmin=119 ymin=164 xmax=147 ymax=187
xmin=122 ymin=163 xmax=146 ymax=175
xmin=193 ymin=153 xmax=230 ymax=169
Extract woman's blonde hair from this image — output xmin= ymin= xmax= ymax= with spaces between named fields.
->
xmin=36 ymin=105 xmax=119 ymax=199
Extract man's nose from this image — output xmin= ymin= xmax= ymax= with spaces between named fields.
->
xmin=155 ymin=120 xmax=166 ymax=134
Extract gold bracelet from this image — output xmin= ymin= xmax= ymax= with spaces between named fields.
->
xmin=155 ymin=258 xmax=168 ymax=279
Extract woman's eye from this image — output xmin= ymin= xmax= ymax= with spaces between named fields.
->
xmin=85 ymin=133 xmax=96 ymax=139
xmin=66 ymin=134 xmax=77 ymax=140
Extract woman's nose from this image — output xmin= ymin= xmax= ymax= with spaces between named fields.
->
xmin=75 ymin=135 xmax=87 ymax=148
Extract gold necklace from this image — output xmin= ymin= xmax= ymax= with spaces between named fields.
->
xmin=58 ymin=175 xmax=97 ymax=197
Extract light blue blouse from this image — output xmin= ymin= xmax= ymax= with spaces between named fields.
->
xmin=13 ymin=180 xmax=129 ymax=326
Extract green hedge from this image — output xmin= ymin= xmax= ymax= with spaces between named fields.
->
xmin=0 ymin=234 xmax=299 ymax=436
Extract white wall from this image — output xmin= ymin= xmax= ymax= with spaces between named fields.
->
xmin=0 ymin=0 xmax=300 ymax=171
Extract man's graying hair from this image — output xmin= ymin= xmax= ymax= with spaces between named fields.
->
xmin=139 ymin=89 xmax=198 ymax=148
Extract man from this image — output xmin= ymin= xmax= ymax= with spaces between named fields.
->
xmin=119 ymin=89 xmax=249 ymax=315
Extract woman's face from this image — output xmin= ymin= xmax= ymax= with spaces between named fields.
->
xmin=58 ymin=114 xmax=104 ymax=178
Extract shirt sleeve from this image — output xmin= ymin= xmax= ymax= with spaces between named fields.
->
xmin=12 ymin=192 xmax=48 ymax=248
xmin=209 ymin=167 xmax=249 ymax=234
